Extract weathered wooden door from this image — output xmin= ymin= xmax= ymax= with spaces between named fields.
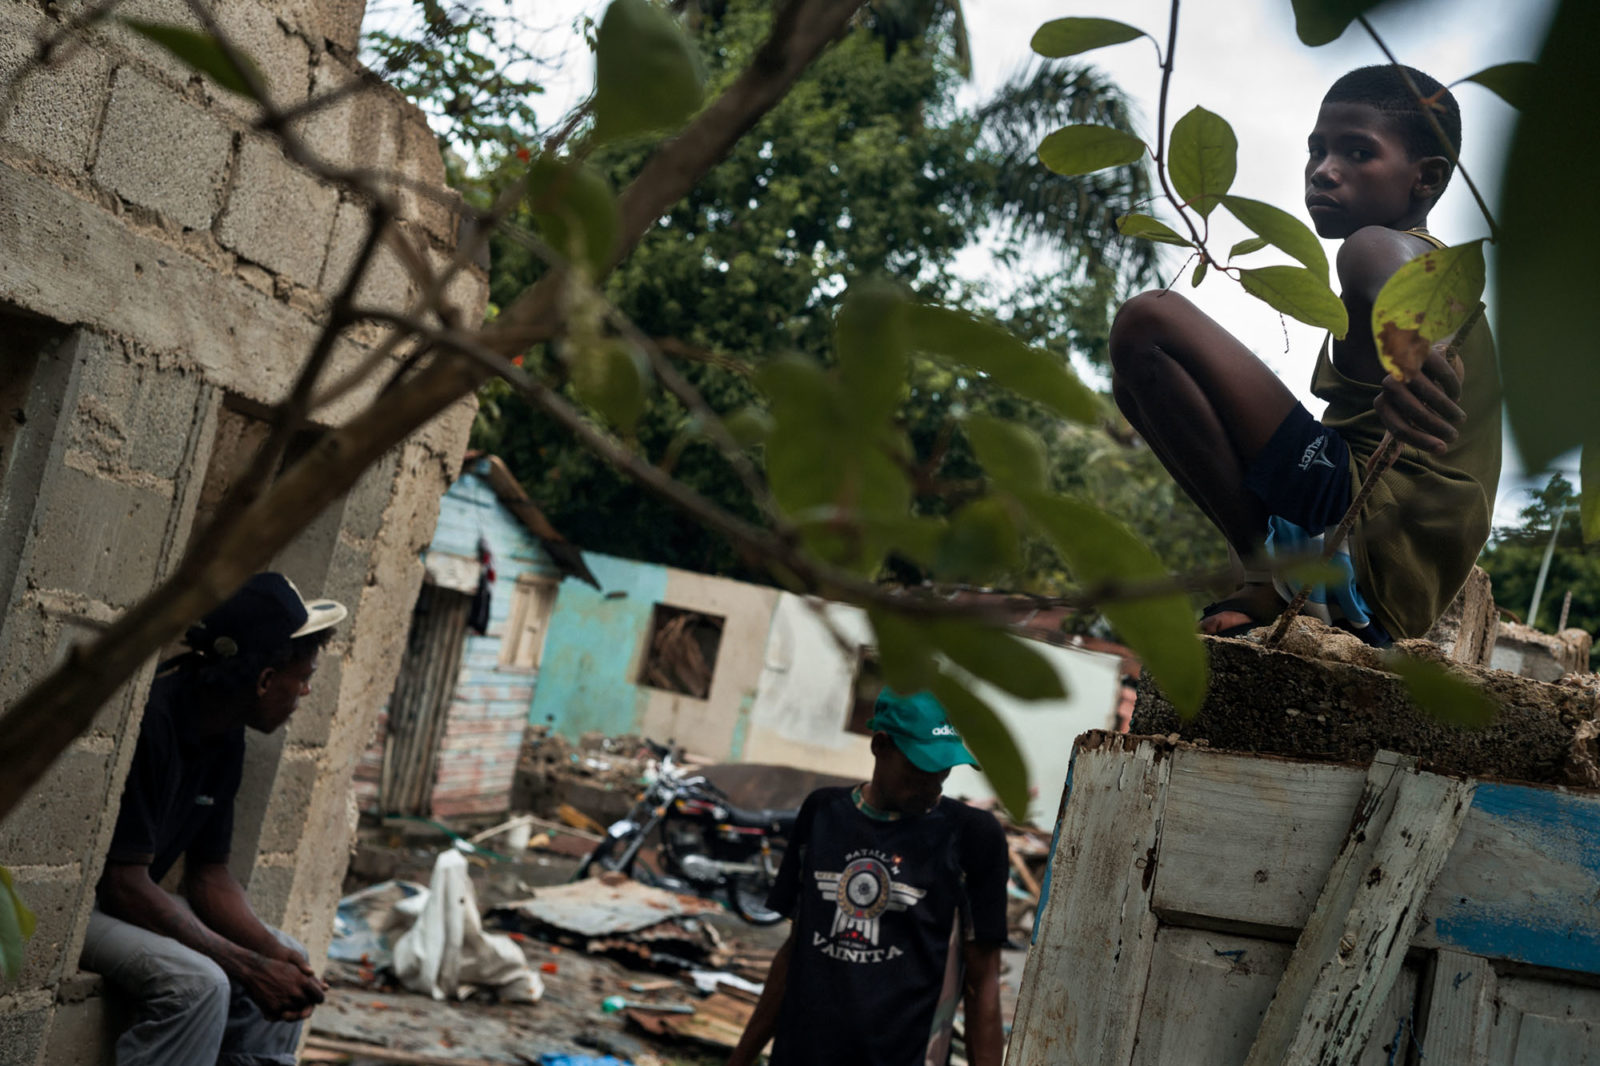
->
xmin=379 ymin=584 xmax=471 ymax=815
xmin=1008 ymin=735 xmax=1600 ymax=1065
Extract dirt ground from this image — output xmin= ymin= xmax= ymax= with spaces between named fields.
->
xmin=309 ymin=829 xmax=1030 ymax=1065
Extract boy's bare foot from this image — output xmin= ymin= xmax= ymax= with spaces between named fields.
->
xmin=1199 ymin=583 xmax=1283 ymax=636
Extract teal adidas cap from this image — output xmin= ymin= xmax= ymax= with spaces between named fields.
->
xmin=867 ymin=688 xmax=978 ymax=773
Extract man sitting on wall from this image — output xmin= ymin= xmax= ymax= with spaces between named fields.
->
xmin=81 ymin=573 xmax=345 ymax=1066
xmin=727 ymin=688 xmax=1010 ymax=1066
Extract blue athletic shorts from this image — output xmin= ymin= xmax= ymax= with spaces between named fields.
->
xmin=1242 ymin=403 xmax=1352 ymax=530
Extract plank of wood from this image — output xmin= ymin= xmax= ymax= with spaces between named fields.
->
xmin=1244 ymin=752 xmax=1475 ymax=1066
xmin=1008 ymin=847 xmax=1041 ymax=900
xmin=1007 ymin=736 xmax=1172 ymax=1066
xmin=1153 ymin=749 xmax=1367 ymax=934
xmin=1485 ymin=973 xmax=1600 ymax=1063
xmin=1419 ymin=949 xmax=1493 ymax=1066
xmin=303 ymin=1035 xmax=509 ymax=1066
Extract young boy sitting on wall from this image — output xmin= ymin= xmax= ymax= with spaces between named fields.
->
xmin=1108 ymin=64 xmax=1501 ymax=646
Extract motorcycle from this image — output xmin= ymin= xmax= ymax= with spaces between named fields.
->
xmin=577 ymin=740 xmax=796 ymax=925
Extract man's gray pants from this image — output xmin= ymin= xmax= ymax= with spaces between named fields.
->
xmin=80 ymin=899 xmax=305 ymax=1066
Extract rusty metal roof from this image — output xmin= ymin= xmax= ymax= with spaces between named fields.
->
xmin=493 ymin=878 xmax=721 ymax=938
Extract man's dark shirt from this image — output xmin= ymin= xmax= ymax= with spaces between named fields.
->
xmin=104 ymin=670 xmax=245 ymax=883
xmin=765 ymin=787 xmax=1008 ymax=1066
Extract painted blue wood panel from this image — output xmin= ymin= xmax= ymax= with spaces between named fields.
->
xmin=1430 ymin=781 xmax=1600 ymax=976
xmin=527 ymin=552 xmax=666 ymax=741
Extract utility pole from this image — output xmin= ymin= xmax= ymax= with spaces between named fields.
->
xmin=1528 ymin=506 xmax=1568 ymax=630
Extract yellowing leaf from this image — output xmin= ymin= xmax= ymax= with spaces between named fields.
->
xmin=123 ymin=20 xmax=262 ymax=98
xmin=1168 ymin=107 xmax=1236 ymax=219
xmin=929 ymin=673 xmax=1030 ymax=820
xmin=1370 ymin=240 xmax=1485 ymax=380
xmin=1386 ymin=654 xmax=1498 ymax=729
xmin=1038 ymin=125 xmax=1147 ymax=177
xmin=1239 ymin=265 xmax=1348 ymax=337
xmin=1116 ymin=212 xmax=1192 ymax=247
xmin=1021 ymin=493 xmax=1207 ymax=716
xmin=592 ymin=0 xmax=704 ymax=144
xmin=905 ymin=305 xmax=1098 ymax=423
xmin=1220 ymin=194 xmax=1328 ymax=279
xmin=1031 ymin=17 xmax=1147 ymax=58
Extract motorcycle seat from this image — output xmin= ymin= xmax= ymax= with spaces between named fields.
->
xmin=724 ymin=804 xmax=798 ymax=835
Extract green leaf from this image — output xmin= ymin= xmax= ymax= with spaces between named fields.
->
xmin=719 ymin=406 xmax=773 ymax=449
xmin=1116 ymin=212 xmax=1192 ymax=248
xmin=933 ymin=498 xmax=1020 ymax=585
xmin=526 ymin=157 xmax=619 ymax=276
xmin=1229 ymin=236 xmax=1270 ymax=259
xmin=1021 ymin=493 xmax=1208 ymax=716
xmin=1038 ymin=125 xmax=1147 ymax=178
xmin=0 ymin=866 xmax=36 ymax=983
xmin=591 ymin=0 xmax=704 ymax=144
xmin=869 ymin=610 xmax=938 ymax=694
xmin=1370 ymin=240 xmax=1486 ymax=381
xmin=835 ymin=285 xmax=909 ymax=426
xmin=1386 ymin=654 xmax=1498 ymax=729
xmin=929 ymin=673 xmax=1030 ymax=820
xmin=1030 ymin=17 xmax=1147 ymax=58
xmin=1581 ymin=444 xmax=1600 ymax=546
xmin=965 ymin=416 xmax=1048 ymax=494
xmin=905 ymin=305 xmax=1098 ymax=423
xmin=1238 ymin=265 xmax=1349 ymax=338
xmin=1289 ymin=0 xmax=1382 ymax=46
xmin=1168 ymin=106 xmax=1236 ymax=219
xmin=571 ymin=341 xmax=648 ymax=431
xmin=928 ymin=621 xmax=1065 ymax=702
xmin=1220 ymin=194 xmax=1328 ymax=279
xmin=1456 ymin=61 xmax=1538 ymax=110
xmin=122 ymin=20 xmax=262 ymax=98
xmin=1497 ymin=0 xmax=1600 ymax=471
xmin=1191 ymin=260 xmax=1208 ymax=288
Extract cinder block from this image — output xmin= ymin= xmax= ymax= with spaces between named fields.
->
xmin=0 ymin=4 xmax=112 ymax=173
xmin=1423 ymin=565 xmax=1497 ymax=667
xmin=240 ymin=862 xmax=294 ymax=927
xmin=393 ymin=111 xmax=454 ymax=241
xmin=0 ymin=996 xmax=52 ymax=1066
xmin=285 ymin=650 xmax=343 ymax=747
xmin=40 ymin=990 xmax=114 ymax=1066
xmin=90 ymin=0 xmax=207 ymax=83
xmin=321 ymin=200 xmax=418 ymax=310
xmin=27 ymin=466 xmax=170 ymax=607
xmin=340 ymin=447 xmax=400 ymax=542
xmin=1492 ymin=621 xmax=1591 ymax=681
xmin=217 ymin=135 xmax=339 ymax=287
xmin=0 ymin=746 xmax=112 ymax=867
xmin=256 ymin=753 xmax=319 ymax=853
xmin=10 ymin=875 xmax=86 ymax=988
xmin=295 ymin=57 xmax=400 ymax=176
xmin=93 ymin=68 xmax=232 ymax=231
xmin=212 ymin=0 xmax=310 ymax=112
xmin=70 ymin=337 xmax=205 ymax=479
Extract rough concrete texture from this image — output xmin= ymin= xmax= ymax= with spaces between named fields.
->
xmin=0 ymin=3 xmax=112 ymax=173
xmin=0 ymin=993 xmax=52 ymax=1066
xmin=83 ymin=0 xmax=208 ymax=83
xmin=1131 ymin=619 xmax=1600 ymax=785
xmin=296 ymin=58 xmax=401 ymax=177
xmin=93 ymin=68 xmax=232 ymax=230
xmin=68 ymin=335 xmax=208 ymax=480
xmin=10 ymin=873 xmax=86 ymax=989
xmin=1491 ymin=620 xmax=1593 ymax=682
xmin=39 ymin=993 xmax=115 ymax=1066
xmin=217 ymin=135 xmax=339 ymax=286
xmin=0 ymin=746 xmax=111 ymax=866
xmin=212 ymin=0 xmax=311 ymax=113
xmin=1422 ymin=565 xmax=1497 ymax=667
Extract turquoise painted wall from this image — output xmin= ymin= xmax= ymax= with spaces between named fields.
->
xmin=528 ymin=551 xmax=667 ymax=741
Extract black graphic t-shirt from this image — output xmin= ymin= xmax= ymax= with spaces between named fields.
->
xmin=766 ymin=787 xmax=1008 ymax=1066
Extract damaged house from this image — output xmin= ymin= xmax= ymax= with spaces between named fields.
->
xmin=0 ymin=0 xmax=486 ymax=1060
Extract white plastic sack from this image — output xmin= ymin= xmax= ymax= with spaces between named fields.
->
xmin=391 ymin=849 xmax=544 ymax=1003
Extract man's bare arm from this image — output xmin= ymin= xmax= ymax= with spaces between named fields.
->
xmin=727 ymin=927 xmax=794 ymax=1066
xmin=98 ymin=862 xmax=324 ymax=1020
xmin=961 ymin=940 xmax=1005 ymax=1066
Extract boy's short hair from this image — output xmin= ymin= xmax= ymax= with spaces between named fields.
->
xmin=1324 ymin=64 xmax=1461 ymax=194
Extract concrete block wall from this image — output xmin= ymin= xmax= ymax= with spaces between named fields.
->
xmin=0 ymin=0 xmax=485 ymax=1059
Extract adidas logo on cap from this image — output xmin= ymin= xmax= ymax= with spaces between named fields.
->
xmin=931 ymin=724 xmax=958 ymax=737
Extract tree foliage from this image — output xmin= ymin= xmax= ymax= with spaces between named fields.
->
xmin=1479 ymin=474 xmax=1600 ymax=668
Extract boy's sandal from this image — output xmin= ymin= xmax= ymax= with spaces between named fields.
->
xmin=1199 ymin=587 xmax=1284 ymax=639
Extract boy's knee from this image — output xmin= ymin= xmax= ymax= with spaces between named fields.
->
xmin=1111 ymin=290 xmax=1192 ymax=357
xmin=150 ymin=953 xmax=230 ymax=1024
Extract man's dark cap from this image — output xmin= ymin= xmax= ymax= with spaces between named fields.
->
xmin=188 ymin=573 xmax=346 ymax=660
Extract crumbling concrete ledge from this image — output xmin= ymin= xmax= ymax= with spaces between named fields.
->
xmin=1131 ymin=620 xmax=1600 ymax=786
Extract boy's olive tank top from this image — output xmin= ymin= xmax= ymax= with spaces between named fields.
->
xmin=1310 ymin=229 xmax=1502 ymax=639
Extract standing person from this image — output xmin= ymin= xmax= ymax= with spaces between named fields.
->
xmin=80 ymin=573 xmax=347 ymax=1066
xmin=1109 ymin=64 xmax=1501 ymax=644
xmin=727 ymin=689 xmax=1009 ymax=1066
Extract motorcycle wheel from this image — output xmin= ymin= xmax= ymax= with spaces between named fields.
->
xmin=577 ymin=835 xmax=663 ymax=887
xmin=728 ymin=847 xmax=786 ymax=925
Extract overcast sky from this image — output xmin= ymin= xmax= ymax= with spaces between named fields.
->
xmin=388 ymin=0 xmax=1564 ymax=526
